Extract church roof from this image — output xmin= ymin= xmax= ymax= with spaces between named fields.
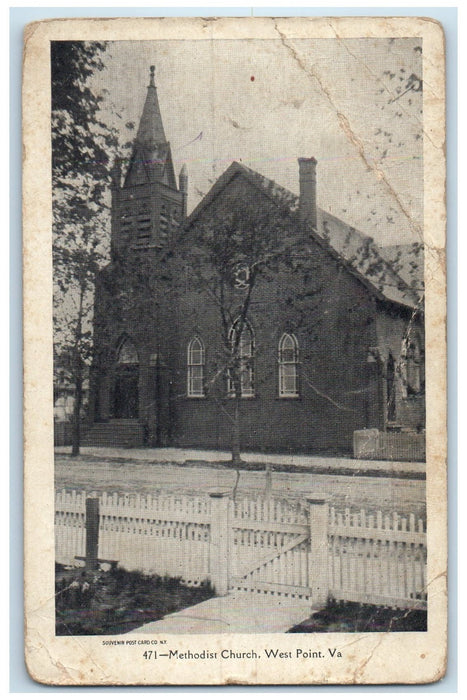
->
xmin=185 ymin=161 xmax=422 ymax=310
xmin=124 ymin=66 xmax=177 ymax=189
xmin=379 ymin=243 xmax=424 ymax=291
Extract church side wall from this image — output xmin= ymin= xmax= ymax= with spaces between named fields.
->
xmin=168 ymin=233 xmax=381 ymax=456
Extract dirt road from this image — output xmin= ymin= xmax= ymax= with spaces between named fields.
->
xmin=55 ymin=454 xmax=426 ymax=518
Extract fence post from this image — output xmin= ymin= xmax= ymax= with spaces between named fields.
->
xmin=85 ymin=496 xmax=100 ymax=570
xmin=306 ymin=494 xmax=329 ymax=608
xmin=208 ymin=489 xmax=231 ymax=595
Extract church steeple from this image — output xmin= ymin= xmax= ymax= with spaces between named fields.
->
xmin=111 ymin=66 xmax=185 ymax=256
xmin=124 ymin=66 xmax=177 ymax=189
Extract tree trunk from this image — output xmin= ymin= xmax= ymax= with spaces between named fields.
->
xmin=71 ymin=374 xmax=82 ymax=456
xmin=71 ymin=283 xmax=85 ymax=457
xmin=231 ymin=394 xmax=242 ymax=465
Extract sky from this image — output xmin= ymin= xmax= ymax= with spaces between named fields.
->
xmin=91 ymin=37 xmax=423 ymax=247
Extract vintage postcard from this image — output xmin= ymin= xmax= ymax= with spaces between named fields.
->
xmin=23 ymin=16 xmax=447 ymax=685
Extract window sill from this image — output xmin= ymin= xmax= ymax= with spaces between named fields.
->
xmin=183 ymin=395 xmax=259 ymax=401
xmin=227 ymin=395 xmax=257 ymax=400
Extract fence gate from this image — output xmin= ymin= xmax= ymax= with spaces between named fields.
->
xmin=226 ymin=495 xmax=328 ymax=604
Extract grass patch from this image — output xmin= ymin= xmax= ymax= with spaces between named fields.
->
xmin=55 ymin=564 xmax=215 ymax=636
xmin=288 ymin=599 xmax=427 ymax=633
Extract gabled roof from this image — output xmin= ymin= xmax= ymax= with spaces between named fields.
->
xmin=185 ymin=161 xmax=421 ymax=309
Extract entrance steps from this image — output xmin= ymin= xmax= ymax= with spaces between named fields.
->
xmin=81 ymin=420 xmax=145 ymax=448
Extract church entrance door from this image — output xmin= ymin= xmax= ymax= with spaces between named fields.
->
xmin=113 ymin=337 xmax=140 ymax=419
xmin=113 ymin=366 xmax=139 ymax=419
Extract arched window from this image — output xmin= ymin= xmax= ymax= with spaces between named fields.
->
xmin=116 ymin=337 xmax=139 ymax=365
xmin=233 ymin=264 xmax=250 ymax=290
xmin=187 ymin=337 xmax=205 ymax=397
xmin=401 ymin=333 xmax=424 ymax=397
xmin=228 ymin=319 xmax=254 ymax=397
xmin=406 ymin=335 xmax=423 ymax=396
xmin=278 ymin=333 xmax=299 ymax=397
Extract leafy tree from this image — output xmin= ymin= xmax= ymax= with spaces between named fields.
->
xmin=52 ymin=41 xmax=118 ymax=455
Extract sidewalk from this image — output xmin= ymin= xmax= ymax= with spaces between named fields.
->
xmin=55 ymin=445 xmax=426 ymax=477
xmin=132 ymin=591 xmax=312 ymax=634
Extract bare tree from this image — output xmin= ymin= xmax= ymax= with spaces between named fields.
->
xmin=174 ymin=202 xmax=324 ymax=466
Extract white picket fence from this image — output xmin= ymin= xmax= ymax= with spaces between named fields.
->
xmin=55 ymin=490 xmax=212 ymax=586
xmin=55 ymin=488 xmax=427 ymax=610
xmin=328 ymin=506 xmax=427 ymax=608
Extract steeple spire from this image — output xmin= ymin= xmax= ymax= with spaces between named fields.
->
xmin=134 ymin=65 xmax=166 ymax=150
xmin=124 ymin=65 xmax=176 ymax=188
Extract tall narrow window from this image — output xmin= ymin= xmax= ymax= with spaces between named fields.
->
xmin=387 ymin=353 xmax=396 ymax=421
xmin=114 ymin=337 xmax=139 ymax=419
xmin=400 ymin=330 xmax=425 ymax=398
xmin=228 ymin=319 xmax=254 ymax=397
xmin=279 ymin=333 xmax=299 ymax=397
xmin=187 ymin=337 xmax=205 ymax=397
xmin=404 ymin=334 xmax=424 ymax=396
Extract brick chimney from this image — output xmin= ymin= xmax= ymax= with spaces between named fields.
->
xmin=298 ymin=157 xmax=317 ymax=230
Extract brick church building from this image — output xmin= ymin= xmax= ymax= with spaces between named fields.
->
xmin=85 ymin=67 xmax=425 ymax=456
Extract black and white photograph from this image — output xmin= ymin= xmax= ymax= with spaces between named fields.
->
xmin=23 ymin=16 xmax=446 ymax=685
